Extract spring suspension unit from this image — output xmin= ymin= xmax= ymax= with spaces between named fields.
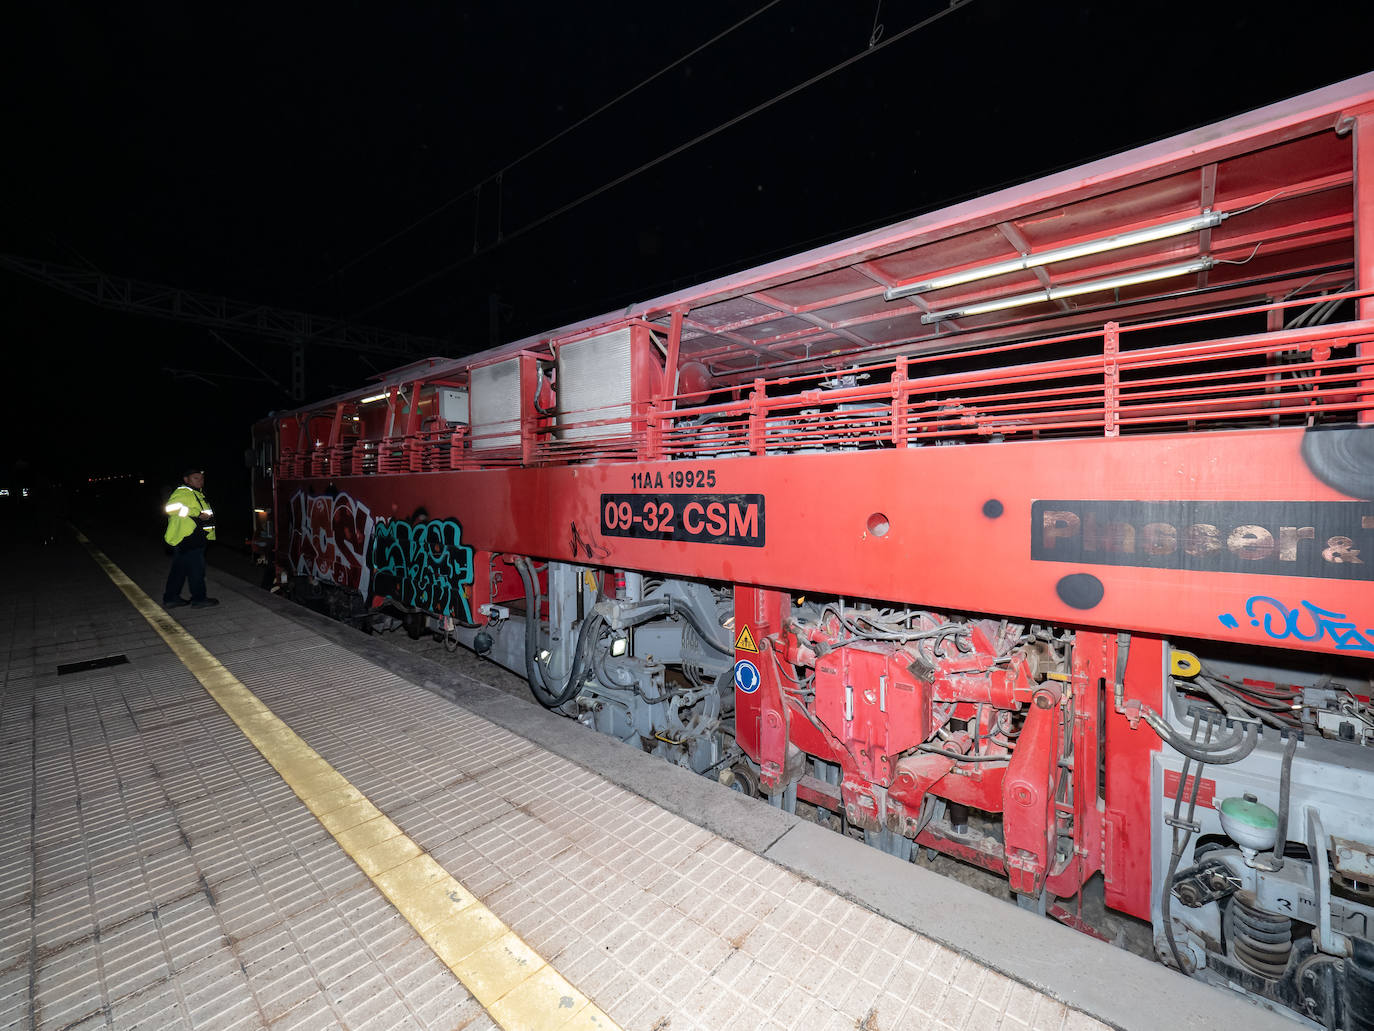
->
xmin=1226 ymin=891 xmax=1294 ymax=980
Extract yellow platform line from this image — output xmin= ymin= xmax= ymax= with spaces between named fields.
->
xmin=76 ymin=532 xmax=618 ymax=1031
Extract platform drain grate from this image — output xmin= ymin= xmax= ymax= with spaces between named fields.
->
xmin=56 ymin=654 xmax=130 ymax=675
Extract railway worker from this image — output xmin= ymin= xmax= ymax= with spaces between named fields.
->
xmin=162 ymin=468 xmax=219 ymax=609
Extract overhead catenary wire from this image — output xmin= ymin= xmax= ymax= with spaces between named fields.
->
xmin=331 ymin=0 xmax=789 ymax=280
xmin=351 ymin=0 xmax=978 ymax=320
xmin=868 ymin=0 xmax=885 ymax=46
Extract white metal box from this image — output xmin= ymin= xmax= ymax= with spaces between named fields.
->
xmin=437 ymin=387 xmax=469 ymax=424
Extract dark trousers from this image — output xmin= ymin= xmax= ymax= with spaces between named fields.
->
xmin=164 ymin=544 xmax=208 ymax=603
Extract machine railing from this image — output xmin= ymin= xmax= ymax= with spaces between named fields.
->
xmin=276 ymin=293 xmax=1374 ymax=476
xmin=649 ymin=299 xmax=1374 ymax=460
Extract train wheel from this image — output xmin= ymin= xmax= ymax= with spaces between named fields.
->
xmin=719 ymin=763 xmax=760 ymax=797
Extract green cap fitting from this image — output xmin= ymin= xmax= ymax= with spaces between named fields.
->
xmin=1218 ymin=796 xmax=1279 ymax=852
xmin=1219 ymin=797 xmax=1278 ymax=830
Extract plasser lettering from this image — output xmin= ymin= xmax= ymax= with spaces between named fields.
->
xmin=1031 ymin=500 xmax=1374 ymax=581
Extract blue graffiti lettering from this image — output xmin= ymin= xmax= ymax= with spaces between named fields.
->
xmin=370 ymin=517 xmax=475 ymax=623
xmin=1218 ymin=596 xmax=1374 ymax=653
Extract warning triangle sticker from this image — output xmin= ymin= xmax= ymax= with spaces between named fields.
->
xmin=734 ymin=624 xmax=759 ymax=653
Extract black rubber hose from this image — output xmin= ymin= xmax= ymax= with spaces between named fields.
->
xmin=1157 ymin=719 xmax=1258 ymax=765
xmin=1122 ymin=631 xmax=1260 ymax=763
xmin=532 ymin=370 xmax=557 ymax=416
xmin=514 ymin=558 xmax=729 ymax=704
xmin=515 ymin=556 xmax=547 ymax=696
xmin=1264 ymin=731 xmax=1299 ymax=871
xmin=1162 ymin=759 xmax=1194 ymax=973
xmin=1163 ymin=719 xmax=1212 ymax=975
xmin=1194 ymin=676 xmax=1295 ymax=730
xmin=535 ymin=609 xmax=605 ymax=709
xmin=515 ymin=557 xmax=605 ymax=709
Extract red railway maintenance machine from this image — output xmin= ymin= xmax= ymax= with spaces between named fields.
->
xmin=253 ymin=75 xmax=1374 ymax=1026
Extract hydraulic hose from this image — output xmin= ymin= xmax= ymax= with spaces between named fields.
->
xmin=1193 ymin=675 xmax=1295 ymax=731
xmin=1146 ymin=712 xmax=1259 ymax=765
xmin=533 ymin=607 xmax=604 ymax=709
xmin=532 ymin=369 xmax=557 ymax=416
xmin=1161 ymin=768 xmax=1199 ymax=973
xmin=514 ymin=556 xmax=604 ymax=709
xmin=1259 ymin=731 xmax=1299 ymax=872
xmin=1162 ymin=719 xmax=1214 ymax=975
xmin=1114 ymin=632 xmax=1260 ymax=765
xmin=513 ymin=557 xmax=731 ymax=707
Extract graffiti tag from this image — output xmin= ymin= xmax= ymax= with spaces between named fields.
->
xmin=287 ymin=491 xmax=374 ymax=595
xmin=370 ymin=517 xmax=475 ymax=623
xmin=1219 ymin=596 xmax=1374 ymax=653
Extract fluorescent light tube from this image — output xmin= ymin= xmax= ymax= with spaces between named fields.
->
xmin=360 ymin=392 xmax=389 ymax=404
xmin=920 ymin=259 xmax=1215 ymax=323
xmin=886 ymin=211 xmax=1227 ymax=301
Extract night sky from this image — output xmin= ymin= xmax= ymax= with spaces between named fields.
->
xmin=4 ymin=2 xmax=1373 ymax=539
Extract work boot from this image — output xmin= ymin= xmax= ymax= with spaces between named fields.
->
xmin=191 ymin=598 xmax=220 ymax=608
xmin=164 ymin=598 xmax=190 ymax=608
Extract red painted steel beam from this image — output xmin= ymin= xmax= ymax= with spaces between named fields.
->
xmin=276 ymin=424 xmax=1373 ymax=659
xmin=1003 ymin=682 xmax=1064 ymax=897
xmin=1350 ymin=105 xmax=1374 ymax=421
xmin=1101 ymin=634 xmax=1165 ymax=921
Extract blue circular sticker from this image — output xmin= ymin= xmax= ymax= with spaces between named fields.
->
xmin=735 ymin=659 xmax=761 ymax=695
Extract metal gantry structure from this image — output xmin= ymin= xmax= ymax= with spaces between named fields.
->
xmin=0 ymin=254 xmax=449 ymax=400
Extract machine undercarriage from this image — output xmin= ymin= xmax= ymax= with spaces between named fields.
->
xmin=285 ymin=562 xmax=1374 ymax=1028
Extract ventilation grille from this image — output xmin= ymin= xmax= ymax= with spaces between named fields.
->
xmin=469 ymin=359 xmax=522 ymax=450
xmin=557 ymin=328 xmax=633 ymax=442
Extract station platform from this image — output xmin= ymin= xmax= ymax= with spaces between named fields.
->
xmin=0 ymin=530 xmax=1299 ymax=1031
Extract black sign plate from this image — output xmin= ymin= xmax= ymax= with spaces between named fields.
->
xmin=1031 ymin=500 xmax=1373 ymax=581
xmin=600 ymin=493 xmax=765 ymax=547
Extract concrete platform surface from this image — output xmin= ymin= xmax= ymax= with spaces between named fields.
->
xmin=0 ymin=530 xmax=1296 ymax=1031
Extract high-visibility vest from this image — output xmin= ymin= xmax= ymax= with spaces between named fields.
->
xmin=164 ymin=485 xmax=217 ymax=546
